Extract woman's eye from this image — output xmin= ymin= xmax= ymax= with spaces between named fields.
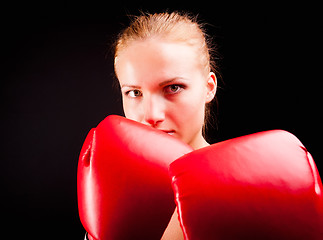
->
xmin=126 ymin=89 xmax=142 ymax=98
xmin=165 ymin=84 xmax=183 ymax=94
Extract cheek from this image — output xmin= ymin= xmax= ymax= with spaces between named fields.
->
xmin=170 ymin=88 xmax=206 ymax=130
xmin=122 ymin=98 xmax=142 ymax=121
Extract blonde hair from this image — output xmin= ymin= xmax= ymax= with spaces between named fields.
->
xmin=113 ymin=11 xmax=220 ymax=138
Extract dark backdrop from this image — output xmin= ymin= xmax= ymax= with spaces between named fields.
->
xmin=2 ymin=3 xmax=321 ymax=239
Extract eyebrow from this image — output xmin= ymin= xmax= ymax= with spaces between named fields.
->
xmin=158 ymin=77 xmax=186 ymax=87
xmin=121 ymin=84 xmax=141 ymax=89
xmin=121 ymin=77 xmax=186 ymax=89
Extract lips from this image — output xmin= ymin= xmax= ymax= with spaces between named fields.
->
xmin=160 ymin=130 xmax=175 ymax=135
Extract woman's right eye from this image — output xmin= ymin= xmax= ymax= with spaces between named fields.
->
xmin=126 ymin=89 xmax=142 ymax=98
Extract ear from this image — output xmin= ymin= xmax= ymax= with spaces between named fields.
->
xmin=205 ymin=72 xmax=217 ymax=103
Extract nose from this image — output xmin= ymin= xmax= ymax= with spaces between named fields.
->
xmin=143 ymin=95 xmax=165 ymax=127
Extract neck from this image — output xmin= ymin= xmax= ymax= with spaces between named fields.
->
xmin=188 ymin=132 xmax=210 ymax=150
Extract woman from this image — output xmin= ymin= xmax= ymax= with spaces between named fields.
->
xmin=85 ymin=11 xmax=219 ymax=240
xmin=113 ymin=11 xmax=219 ymax=240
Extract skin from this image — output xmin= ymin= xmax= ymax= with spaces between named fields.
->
xmin=115 ymin=38 xmax=217 ymax=239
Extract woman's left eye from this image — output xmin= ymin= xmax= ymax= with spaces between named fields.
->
xmin=164 ymin=84 xmax=183 ymax=94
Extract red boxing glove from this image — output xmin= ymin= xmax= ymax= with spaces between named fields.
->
xmin=77 ymin=115 xmax=192 ymax=240
xmin=170 ymin=130 xmax=323 ymax=239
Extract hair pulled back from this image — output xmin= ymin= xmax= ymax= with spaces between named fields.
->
xmin=114 ymin=11 xmax=220 ymax=139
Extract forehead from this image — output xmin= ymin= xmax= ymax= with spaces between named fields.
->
xmin=115 ymin=39 xmax=203 ymax=85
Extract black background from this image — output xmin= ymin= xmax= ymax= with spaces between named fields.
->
xmin=2 ymin=2 xmax=322 ymax=239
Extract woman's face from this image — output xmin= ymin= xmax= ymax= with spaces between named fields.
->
xmin=115 ymin=39 xmax=216 ymax=149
